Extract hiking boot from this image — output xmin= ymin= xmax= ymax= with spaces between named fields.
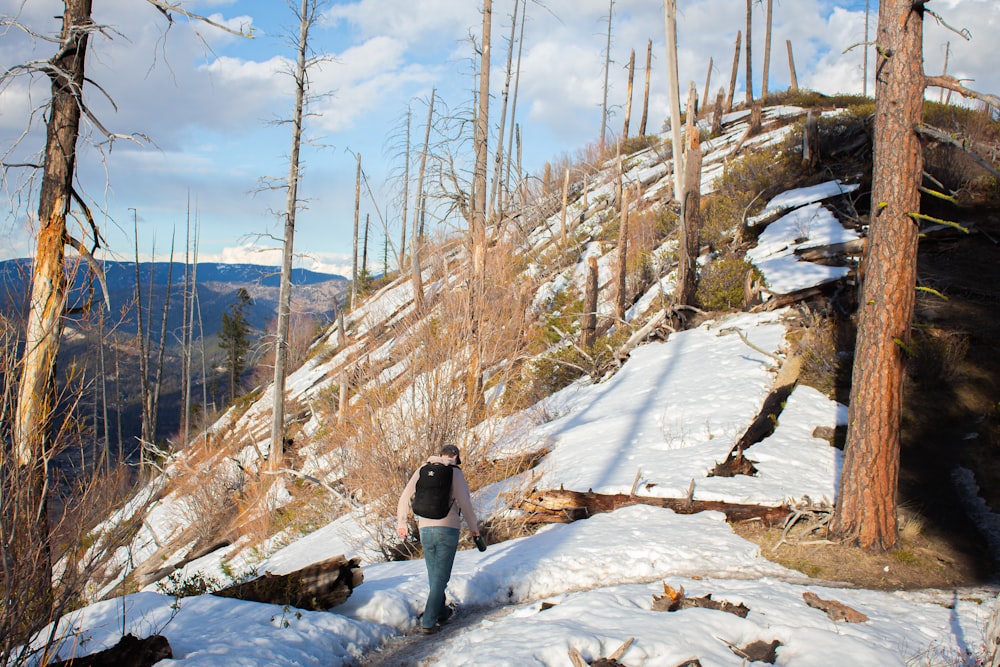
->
xmin=438 ymin=605 xmax=455 ymax=624
xmin=419 ymin=624 xmax=440 ymax=635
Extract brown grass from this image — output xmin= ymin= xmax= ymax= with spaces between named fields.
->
xmin=732 ymin=508 xmax=978 ymax=590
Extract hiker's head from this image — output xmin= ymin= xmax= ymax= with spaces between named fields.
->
xmin=440 ymin=444 xmax=461 ymax=465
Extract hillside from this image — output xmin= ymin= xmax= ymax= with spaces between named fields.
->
xmin=37 ymin=100 xmax=1000 ymax=666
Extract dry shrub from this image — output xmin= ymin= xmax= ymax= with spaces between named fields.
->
xmin=250 ymin=312 xmax=322 ymax=388
xmin=713 ymin=148 xmax=799 ymax=223
xmin=311 ymin=234 xmax=550 ymax=559
xmin=792 ymin=312 xmax=843 ymax=397
xmin=695 ymin=253 xmax=762 ymax=312
xmin=907 ymin=326 xmax=970 ymax=382
xmin=2 ymin=312 xmax=153 ymax=664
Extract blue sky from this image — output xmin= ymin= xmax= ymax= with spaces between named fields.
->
xmin=1 ymin=0 xmax=997 ymax=276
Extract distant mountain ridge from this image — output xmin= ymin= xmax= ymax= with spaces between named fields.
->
xmin=0 ymin=259 xmax=349 ymax=333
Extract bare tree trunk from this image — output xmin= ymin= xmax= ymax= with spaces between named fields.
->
xmin=467 ymin=0 xmax=493 ymax=427
xmin=12 ymin=0 xmax=95 ymax=621
xmin=599 ymin=0 xmax=614 ymax=155
xmin=133 ymin=212 xmax=151 ymax=453
xmin=711 ymin=88 xmax=725 ymax=135
xmin=560 ymin=167 xmax=571 ymax=246
xmin=180 ymin=196 xmax=191 ymax=443
xmin=149 ymin=233 xmax=176 ymax=443
xmin=615 ymin=188 xmax=630 ymax=321
xmin=411 ymin=91 xmax=434 ymax=312
xmin=745 ymin=0 xmax=754 ymax=105
xmin=399 ymin=107 xmax=411 ymax=271
xmin=786 ymin=40 xmax=799 ymax=91
xmin=639 ymin=38 xmax=652 ymax=136
xmin=675 ymin=83 xmax=702 ymax=307
xmin=727 ymin=30 xmax=742 ymax=111
xmin=862 ymin=0 xmax=871 ymax=97
xmin=622 ymin=49 xmax=635 ymax=144
xmin=184 ymin=230 xmax=199 ymax=448
xmin=582 ymin=256 xmax=598 ymax=349
xmin=472 ymin=0 xmax=492 ymax=280
xmin=489 ymin=0 xmax=520 ymax=219
xmin=362 ymin=213 xmax=369 ymax=286
xmin=271 ymin=0 xmax=316 ymax=471
xmin=663 ymin=0 xmax=684 ymax=204
xmin=938 ymin=41 xmax=950 ymax=104
xmin=761 ymin=0 xmax=773 ymax=101
xmin=831 ymin=0 xmax=925 ymax=551
xmin=503 ymin=0 xmax=526 ymax=212
xmin=701 ymin=57 xmax=713 ymax=111
xmin=351 ymin=151 xmax=361 ymax=309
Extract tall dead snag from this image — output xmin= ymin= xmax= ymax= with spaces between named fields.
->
xmin=701 ymin=57 xmax=713 ymax=111
xmin=761 ymin=0 xmax=773 ymax=101
xmin=599 ymin=0 xmax=614 ymax=154
xmin=351 ymin=151 xmax=361 ymax=309
xmin=621 ymin=48 xmax=635 ymax=144
xmin=11 ymin=0 xmax=95 ymax=620
xmin=674 ymin=84 xmax=702 ymax=307
xmin=830 ymin=0 xmax=925 ymax=551
xmin=639 ymin=39 xmax=652 ymax=136
xmin=271 ymin=0 xmax=318 ymax=471
xmin=744 ymin=0 xmax=754 ymax=104
xmin=615 ymin=187 xmax=630 ymax=321
xmin=786 ymin=40 xmax=799 ymax=91
xmin=411 ymin=91 xmax=434 ymax=313
xmin=663 ymin=0 xmax=684 ymax=203
xmin=467 ymin=0 xmax=492 ymax=425
xmin=489 ymin=0 xmax=520 ymax=218
xmin=582 ymin=257 xmax=598 ymax=350
xmin=727 ymin=30 xmax=741 ymax=111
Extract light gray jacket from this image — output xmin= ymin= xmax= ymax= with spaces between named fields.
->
xmin=397 ymin=455 xmax=479 ymax=533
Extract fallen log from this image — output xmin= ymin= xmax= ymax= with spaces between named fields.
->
xmin=792 ymin=237 xmax=865 ymax=262
xmin=213 ymin=554 xmax=363 ymax=611
xmin=802 ymin=591 xmax=868 ymax=623
xmin=520 ymin=488 xmax=789 ymax=525
xmin=48 ymin=634 xmax=171 ymax=667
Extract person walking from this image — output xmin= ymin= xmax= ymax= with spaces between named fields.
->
xmin=397 ymin=444 xmax=480 ymax=634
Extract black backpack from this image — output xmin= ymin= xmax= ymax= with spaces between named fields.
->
xmin=411 ymin=462 xmax=455 ymax=519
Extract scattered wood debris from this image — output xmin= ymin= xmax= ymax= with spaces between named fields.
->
xmin=727 ymin=638 xmax=781 ymax=663
xmin=651 ymin=583 xmax=749 ymax=618
xmin=568 ymin=637 xmax=634 ymax=667
xmin=802 ymin=591 xmax=869 ymax=623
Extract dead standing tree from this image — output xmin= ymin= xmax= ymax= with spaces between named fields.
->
xmin=5 ymin=0 xmax=245 ymax=629
xmin=271 ymin=0 xmax=324 ymax=471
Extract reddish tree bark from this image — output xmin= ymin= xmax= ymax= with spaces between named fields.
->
xmin=831 ymin=0 xmax=925 ymax=550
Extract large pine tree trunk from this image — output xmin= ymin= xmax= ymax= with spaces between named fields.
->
xmin=831 ymin=0 xmax=925 ymax=551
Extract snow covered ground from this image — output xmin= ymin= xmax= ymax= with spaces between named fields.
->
xmin=42 ymin=302 xmax=997 ymax=666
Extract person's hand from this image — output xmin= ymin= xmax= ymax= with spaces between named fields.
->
xmin=472 ymin=530 xmax=480 ymax=537
xmin=397 ymin=526 xmax=408 ymax=539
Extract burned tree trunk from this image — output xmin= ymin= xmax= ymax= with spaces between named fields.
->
xmin=11 ymin=0 xmax=95 ymax=621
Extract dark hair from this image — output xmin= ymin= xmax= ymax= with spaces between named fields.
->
xmin=440 ymin=444 xmax=461 ymax=465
